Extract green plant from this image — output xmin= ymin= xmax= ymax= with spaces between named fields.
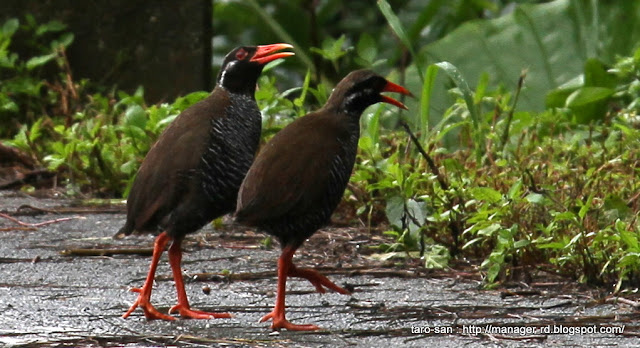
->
xmin=0 ymin=16 xmax=75 ymax=138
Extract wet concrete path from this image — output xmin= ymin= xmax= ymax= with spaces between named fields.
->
xmin=0 ymin=192 xmax=638 ymax=347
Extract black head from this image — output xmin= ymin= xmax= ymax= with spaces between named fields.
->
xmin=217 ymin=43 xmax=294 ymax=95
xmin=326 ymin=69 xmax=412 ymax=116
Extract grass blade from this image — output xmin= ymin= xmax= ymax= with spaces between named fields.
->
xmin=244 ymin=0 xmax=314 ymax=71
xmin=377 ymin=0 xmax=424 ymax=82
xmin=434 ymin=61 xmax=484 ymax=162
xmin=420 ymin=64 xmax=439 ymax=139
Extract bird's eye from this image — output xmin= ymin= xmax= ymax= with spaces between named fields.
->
xmin=235 ymin=49 xmax=248 ymax=60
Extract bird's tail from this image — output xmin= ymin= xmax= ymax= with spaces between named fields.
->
xmin=113 ymin=221 xmax=134 ymax=239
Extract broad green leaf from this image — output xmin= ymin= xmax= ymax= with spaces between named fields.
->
xmin=566 ymin=87 xmax=614 ymax=107
xmin=356 ymin=33 xmax=377 ymax=63
xmin=123 ymin=105 xmax=147 ymax=129
xmin=423 ymin=244 xmax=450 ymax=269
xmin=584 ymin=58 xmax=617 ymax=88
xmin=620 ymin=230 xmax=639 ymax=251
xmin=525 ymin=192 xmax=545 ymax=204
xmin=405 ymin=0 xmax=640 ymax=121
xmin=385 ymin=195 xmax=405 ymax=229
xmin=486 ymin=262 xmax=501 ymax=283
xmin=565 ymin=86 xmax=614 ymax=123
xmin=470 ymin=187 xmax=502 ymax=204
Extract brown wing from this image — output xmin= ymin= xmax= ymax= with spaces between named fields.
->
xmin=236 ymin=111 xmax=346 ymax=224
xmin=121 ymin=88 xmax=230 ymax=234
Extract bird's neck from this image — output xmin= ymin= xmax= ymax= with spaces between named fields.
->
xmin=217 ymin=70 xmax=259 ymax=96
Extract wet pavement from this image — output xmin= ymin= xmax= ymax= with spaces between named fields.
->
xmin=0 ymin=192 xmax=638 ymax=347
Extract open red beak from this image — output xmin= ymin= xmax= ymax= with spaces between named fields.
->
xmin=380 ymin=81 xmax=413 ymax=110
xmin=250 ymin=43 xmax=295 ymax=65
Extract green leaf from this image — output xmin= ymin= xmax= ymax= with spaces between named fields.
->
xmin=507 ymin=179 xmax=523 ymax=200
xmin=525 ymin=192 xmax=545 ymax=204
xmin=120 ymin=159 xmax=138 ymax=175
xmin=620 ymin=230 xmax=639 ymax=251
xmin=293 ymin=69 xmax=311 ymax=108
xmin=578 ymin=194 xmax=594 ymax=220
xmin=486 ymin=262 xmax=502 ymax=283
xmin=406 ymin=198 xmax=426 ymax=230
xmin=0 ymin=93 xmax=18 ymax=112
xmin=419 ymin=64 xmax=439 ymax=135
xmin=28 ymin=117 xmax=44 ymax=143
xmin=546 ymin=75 xmax=584 ymax=108
xmin=566 ymin=87 xmax=614 ymax=107
xmin=378 ymin=0 xmax=424 ymax=81
xmin=385 ymin=195 xmax=405 ymax=229
xmin=358 ymin=135 xmax=373 ymax=152
xmin=513 ymin=239 xmax=530 ymax=249
xmin=565 ymin=86 xmax=614 ymax=123
xmin=537 ymin=242 xmax=566 ymax=250
xmin=584 ymin=58 xmax=617 ymax=88
xmin=172 ymin=91 xmax=208 ymax=111
xmin=25 ymin=53 xmax=57 ymax=70
xmin=51 ymin=32 xmax=74 ymax=49
xmin=123 ymin=105 xmax=147 ymax=129
xmin=35 ymin=20 xmax=66 ymax=36
xmin=552 ymin=211 xmax=577 ymax=222
xmin=411 ymin=0 xmax=640 ymax=117
xmin=2 ymin=18 xmax=19 ymax=37
xmin=356 ymin=33 xmax=377 ymax=63
xmin=477 ymin=223 xmax=501 ymax=237
xmin=423 ymin=244 xmax=450 ymax=269
xmin=434 ymin=61 xmax=483 ymax=161
xmin=470 ymin=187 xmax=502 ymax=204
xmin=603 ymin=194 xmax=632 ymax=218
xmin=243 ymin=0 xmax=313 ymax=71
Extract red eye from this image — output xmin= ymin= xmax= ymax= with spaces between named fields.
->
xmin=235 ymin=49 xmax=248 ymax=60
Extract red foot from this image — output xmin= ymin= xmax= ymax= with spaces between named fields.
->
xmin=289 ymin=267 xmax=351 ymax=295
xmin=122 ymin=287 xmax=176 ymax=321
xmin=260 ymin=310 xmax=320 ymax=331
xmin=168 ymin=304 xmax=232 ymax=319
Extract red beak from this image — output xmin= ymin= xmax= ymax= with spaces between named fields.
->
xmin=380 ymin=81 xmax=413 ymax=110
xmin=250 ymin=43 xmax=295 ymax=65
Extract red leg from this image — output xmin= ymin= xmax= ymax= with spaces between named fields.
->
xmin=123 ymin=231 xmax=176 ymax=320
xmin=260 ymin=245 xmax=320 ymax=331
xmin=167 ymin=237 xmax=232 ymax=319
xmin=289 ymin=264 xmax=351 ymax=295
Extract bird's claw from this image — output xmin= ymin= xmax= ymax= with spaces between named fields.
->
xmin=168 ymin=304 xmax=232 ymax=319
xmin=260 ymin=311 xmax=320 ymax=331
xmin=122 ymin=293 xmax=176 ymax=321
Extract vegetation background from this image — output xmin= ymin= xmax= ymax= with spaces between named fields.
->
xmin=1 ymin=0 xmax=640 ymax=292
